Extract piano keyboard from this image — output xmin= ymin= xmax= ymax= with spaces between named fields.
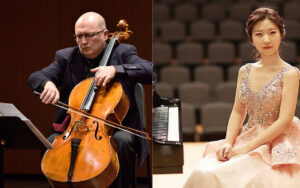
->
xmin=153 ymin=106 xmax=181 ymax=144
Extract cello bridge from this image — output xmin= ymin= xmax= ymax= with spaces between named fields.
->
xmin=74 ymin=121 xmax=90 ymax=132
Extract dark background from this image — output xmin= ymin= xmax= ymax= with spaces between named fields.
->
xmin=0 ymin=0 xmax=152 ymax=174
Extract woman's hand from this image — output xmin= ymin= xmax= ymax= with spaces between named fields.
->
xmin=227 ymin=143 xmax=252 ymax=159
xmin=216 ymin=143 xmax=232 ymax=161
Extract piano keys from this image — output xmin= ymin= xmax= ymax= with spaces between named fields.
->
xmin=152 ymin=92 xmax=184 ymax=174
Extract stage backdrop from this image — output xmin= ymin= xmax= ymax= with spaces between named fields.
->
xmin=0 ymin=0 xmax=152 ymax=175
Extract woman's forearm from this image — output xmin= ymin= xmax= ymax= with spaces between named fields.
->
xmin=248 ymin=119 xmax=291 ymax=150
xmin=225 ymin=111 xmax=246 ymax=145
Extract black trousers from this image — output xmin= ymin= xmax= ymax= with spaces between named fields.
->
xmin=47 ymin=130 xmax=136 ymax=188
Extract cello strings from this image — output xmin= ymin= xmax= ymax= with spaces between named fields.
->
xmin=54 ymin=102 xmax=149 ymax=140
xmin=33 ymin=91 xmax=150 ymax=140
xmin=57 ymin=101 xmax=150 ymax=138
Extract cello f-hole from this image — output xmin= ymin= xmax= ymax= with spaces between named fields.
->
xmin=93 ymin=121 xmax=102 ymax=140
xmin=63 ymin=125 xmax=75 ymax=140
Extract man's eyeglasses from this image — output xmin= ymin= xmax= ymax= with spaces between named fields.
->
xmin=74 ymin=29 xmax=105 ymax=41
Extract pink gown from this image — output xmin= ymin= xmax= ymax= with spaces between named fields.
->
xmin=184 ymin=63 xmax=300 ymax=188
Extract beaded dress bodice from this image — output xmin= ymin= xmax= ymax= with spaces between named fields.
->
xmin=239 ymin=64 xmax=295 ymax=131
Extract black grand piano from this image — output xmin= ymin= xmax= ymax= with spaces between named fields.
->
xmin=152 ymin=86 xmax=184 ymax=174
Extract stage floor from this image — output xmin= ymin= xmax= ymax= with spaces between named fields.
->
xmin=153 ymin=142 xmax=207 ymax=188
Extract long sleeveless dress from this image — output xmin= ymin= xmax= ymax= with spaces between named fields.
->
xmin=184 ymin=63 xmax=300 ymax=188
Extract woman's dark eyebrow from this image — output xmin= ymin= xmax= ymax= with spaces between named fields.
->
xmin=253 ymin=27 xmax=276 ymax=33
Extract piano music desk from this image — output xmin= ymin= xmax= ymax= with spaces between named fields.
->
xmin=153 ymin=142 xmax=207 ymax=188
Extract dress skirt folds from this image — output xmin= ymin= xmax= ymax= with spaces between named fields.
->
xmin=184 ymin=64 xmax=300 ymax=188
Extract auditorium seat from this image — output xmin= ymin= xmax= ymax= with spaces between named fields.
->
xmin=208 ymin=41 xmax=235 ymax=65
xmin=228 ymin=65 xmax=241 ymax=81
xmin=174 ymin=3 xmax=198 ymax=23
xmin=153 ymin=42 xmax=172 ymax=66
xmin=285 ymin=19 xmax=300 ymax=41
xmin=201 ymin=102 xmax=232 ymax=134
xmin=177 ymin=42 xmax=204 ymax=65
xmin=160 ymin=0 xmax=183 ymax=5
xmin=160 ymin=65 xmax=190 ymax=87
xmin=220 ymin=19 xmax=245 ymax=42
xmin=284 ymin=2 xmax=300 ymax=20
xmin=238 ymin=41 xmax=256 ymax=63
xmin=202 ymin=3 xmax=226 ymax=22
xmin=160 ymin=20 xmax=186 ymax=43
xmin=194 ymin=65 xmax=224 ymax=95
xmin=153 ymin=3 xmax=170 ymax=30
xmin=215 ymin=81 xmax=237 ymax=103
xmin=211 ymin=0 xmax=234 ymax=9
xmin=229 ymin=2 xmax=253 ymax=21
xmin=190 ymin=19 xmax=215 ymax=42
xmin=181 ymin=102 xmax=197 ymax=135
xmin=178 ymin=82 xmax=210 ymax=109
xmin=155 ymin=82 xmax=175 ymax=98
xmin=280 ymin=40 xmax=298 ymax=64
xmin=186 ymin=0 xmax=207 ymax=5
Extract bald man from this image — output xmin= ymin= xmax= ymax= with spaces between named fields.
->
xmin=28 ymin=12 xmax=152 ymax=188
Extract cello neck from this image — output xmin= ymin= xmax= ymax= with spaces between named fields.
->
xmin=99 ymin=36 xmax=117 ymax=67
xmin=80 ymin=36 xmax=118 ymax=111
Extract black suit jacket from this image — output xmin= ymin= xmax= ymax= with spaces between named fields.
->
xmin=28 ymin=43 xmax=152 ymax=166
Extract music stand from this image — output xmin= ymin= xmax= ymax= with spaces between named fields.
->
xmin=0 ymin=103 xmax=52 ymax=188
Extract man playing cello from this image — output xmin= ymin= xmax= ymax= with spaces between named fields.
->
xmin=28 ymin=12 xmax=152 ymax=188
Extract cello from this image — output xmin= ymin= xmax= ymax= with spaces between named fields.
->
xmin=39 ymin=20 xmax=149 ymax=188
